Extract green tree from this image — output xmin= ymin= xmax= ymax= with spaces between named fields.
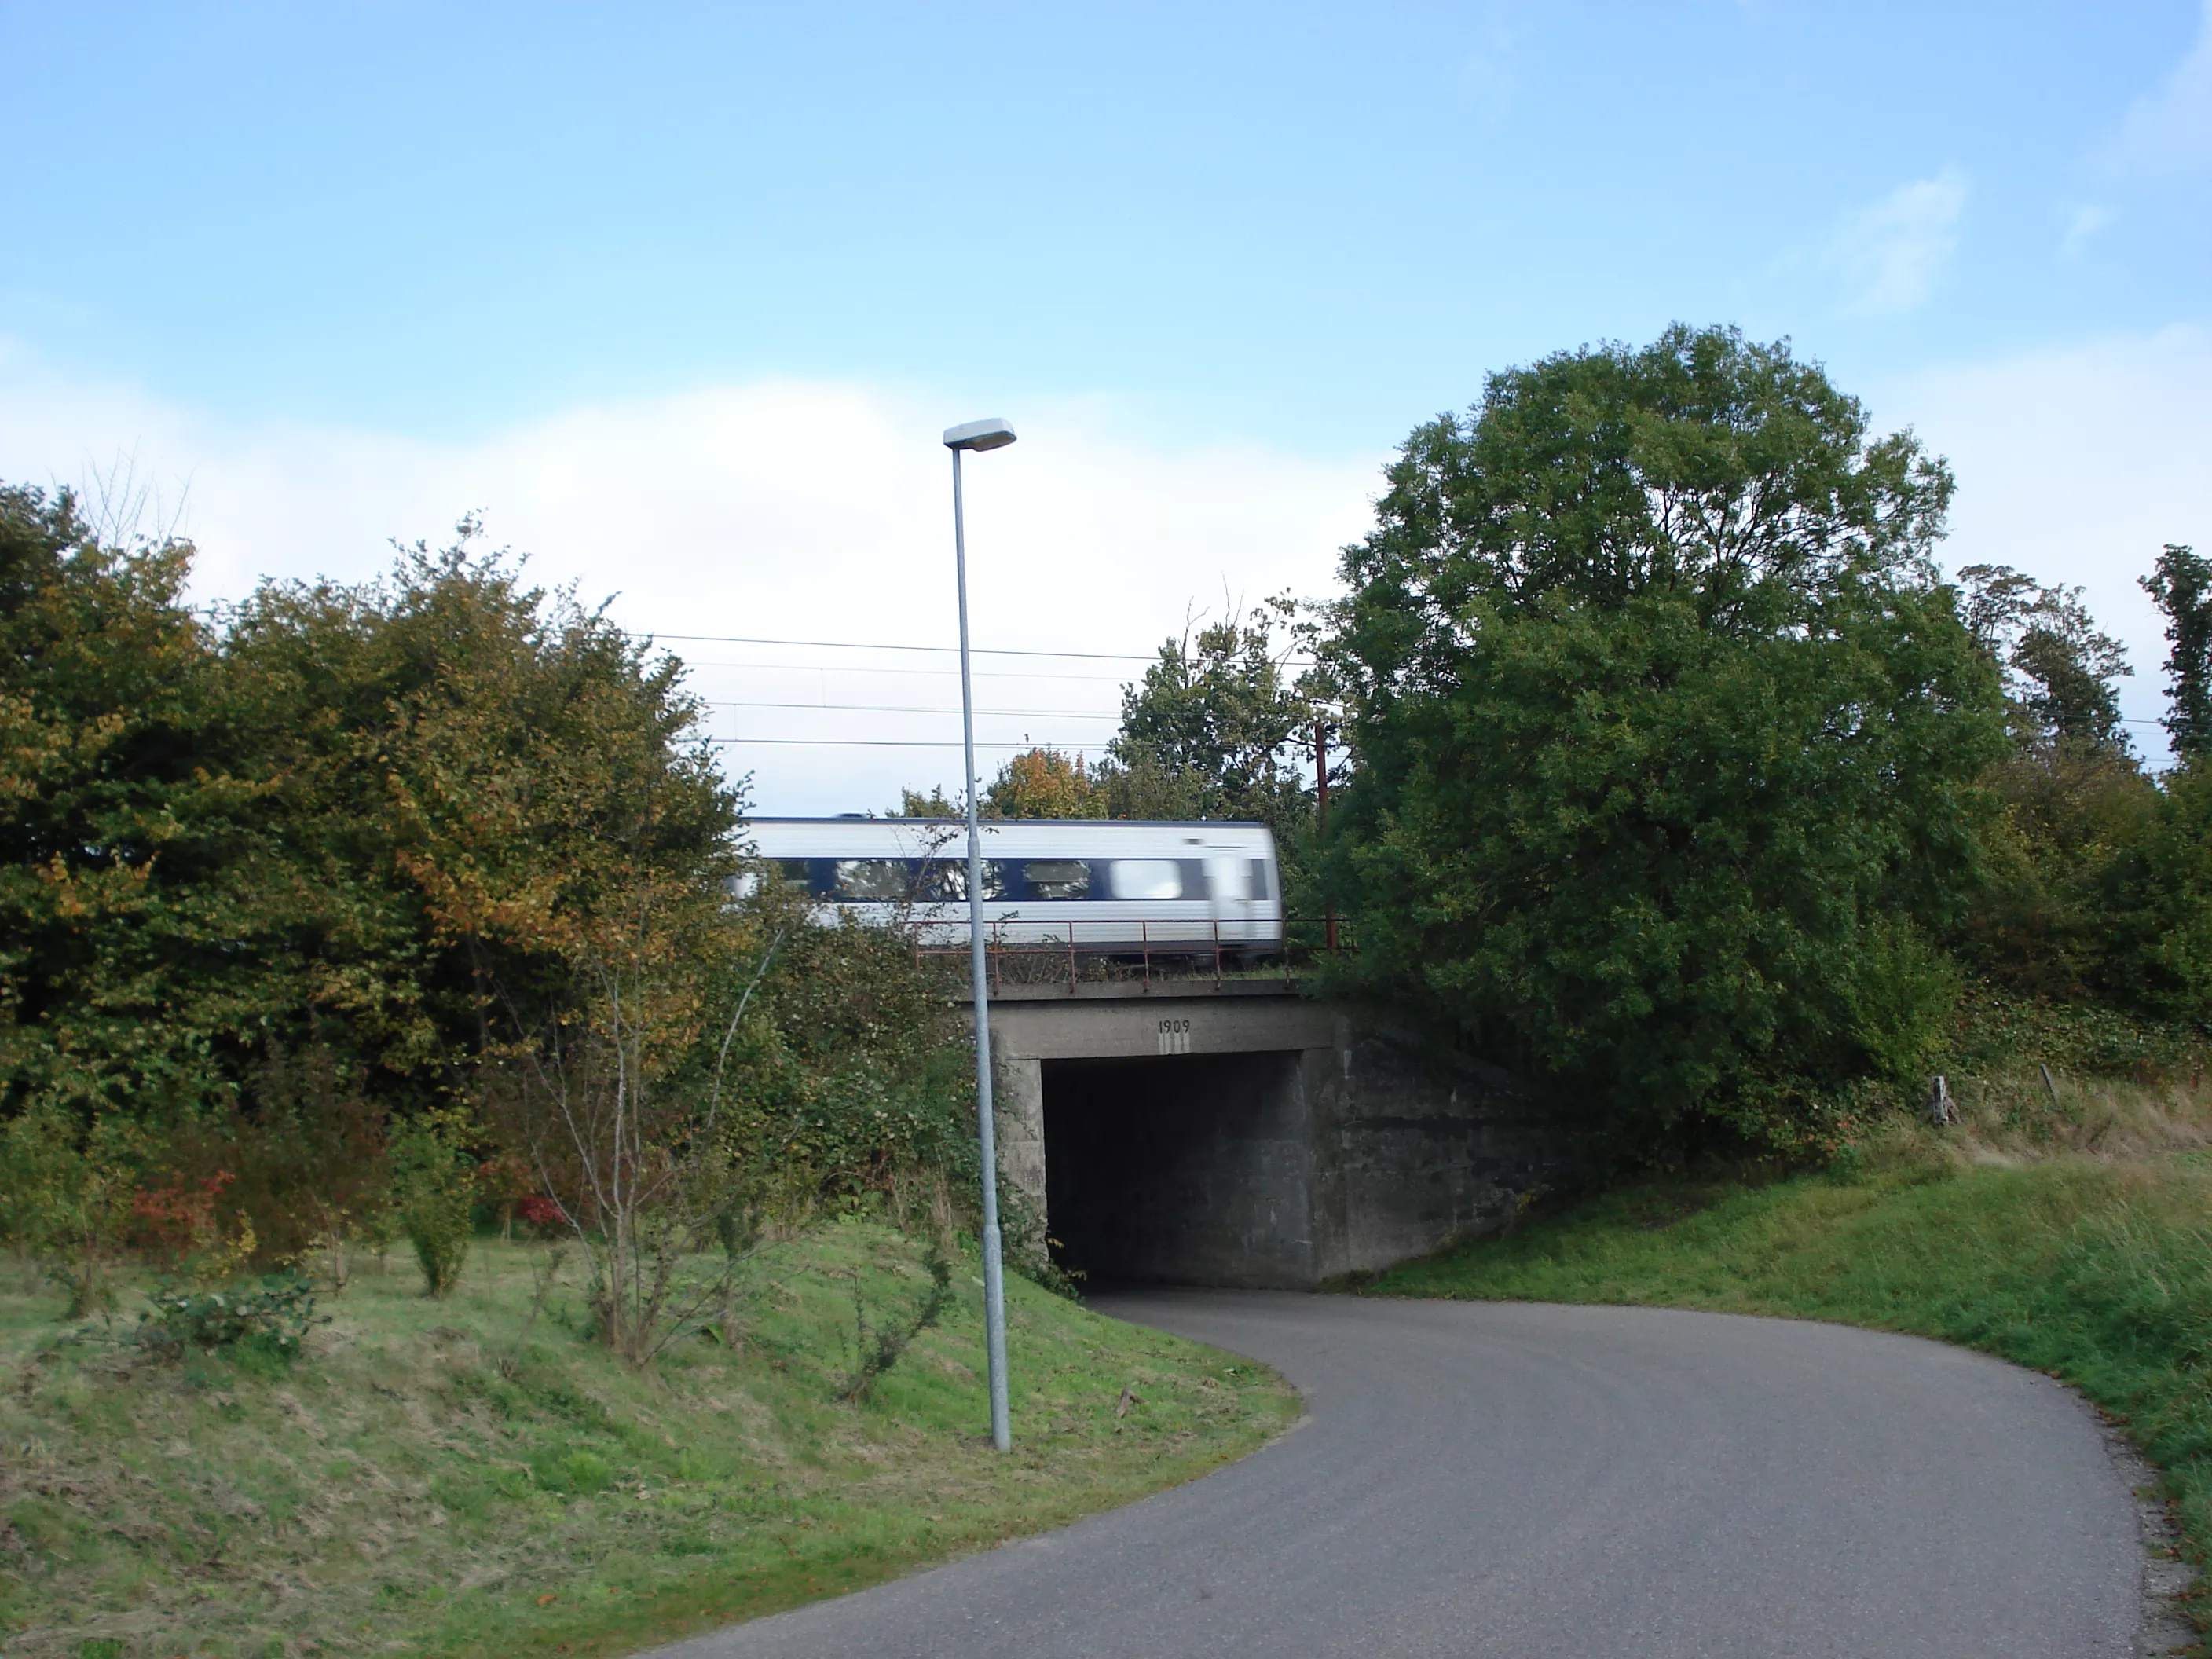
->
xmin=2142 ymin=543 xmax=2212 ymax=760
xmin=1321 ymin=324 xmax=2009 ymax=1148
xmin=984 ymin=748 xmax=1101 ymax=819
xmin=1946 ymin=565 xmax=2152 ymax=997
xmin=2126 ymin=760 xmax=2212 ymax=1020
xmin=0 ymin=485 xmax=255 ymax=1121
xmin=1962 ymin=741 xmax=2156 ymax=999
xmin=0 ymin=496 xmax=745 ymax=1276
xmin=889 ymin=786 xmax=961 ymax=819
xmin=1103 ymin=610 xmax=1309 ymax=823
xmin=214 ymin=522 xmax=741 ymax=1096
xmin=1955 ymin=564 xmax=2133 ymax=753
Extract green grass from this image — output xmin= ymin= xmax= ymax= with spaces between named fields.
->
xmin=0 ymin=1222 xmax=1296 ymax=1657
xmin=1370 ymin=1073 xmax=2212 ymax=1639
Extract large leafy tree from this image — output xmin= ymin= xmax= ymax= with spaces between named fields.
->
xmin=2 ymin=502 xmax=743 ymax=1248
xmin=983 ymin=748 xmax=1101 ymax=819
xmin=2109 ymin=543 xmax=2212 ymax=1020
xmin=2143 ymin=543 xmax=2211 ymax=760
xmin=1104 ymin=610 xmax=1309 ymax=824
xmin=0 ymin=486 xmax=244 ymax=1118
xmin=214 ymin=526 xmax=742 ymax=1091
xmin=1321 ymin=325 xmax=2009 ymax=1147
xmin=1945 ymin=564 xmax=2153 ymax=998
xmin=1955 ymin=564 xmax=2133 ymax=753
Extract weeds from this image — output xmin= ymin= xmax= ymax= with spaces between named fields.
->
xmin=835 ymin=1240 xmax=953 ymax=1403
xmin=0 ymin=1226 xmax=1294 ymax=1659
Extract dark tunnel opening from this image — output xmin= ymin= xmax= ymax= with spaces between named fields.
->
xmin=1041 ymin=1051 xmax=1314 ymax=1289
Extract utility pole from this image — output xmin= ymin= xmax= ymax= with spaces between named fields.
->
xmin=943 ymin=416 xmax=1016 ymax=1453
xmin=1314 ymin=719 xmax=1338 ymax=954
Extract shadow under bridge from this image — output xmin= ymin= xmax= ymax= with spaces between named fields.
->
xmin=967 ymin=982 xmax=1573 ymax=1291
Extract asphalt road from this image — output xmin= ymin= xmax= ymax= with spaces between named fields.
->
xmin=654 ymin=1292 xmax=2146 ymax=1658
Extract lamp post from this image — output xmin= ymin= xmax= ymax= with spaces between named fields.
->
xmin=943 ymin=415 xmax=1016 ymax=1452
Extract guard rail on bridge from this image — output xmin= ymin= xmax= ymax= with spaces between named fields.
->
xmin=906 ymin=914 xmax=1350 ymax=996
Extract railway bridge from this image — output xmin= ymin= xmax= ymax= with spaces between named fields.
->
xmin=963 ymin=980 xmax=1574 ymax=1289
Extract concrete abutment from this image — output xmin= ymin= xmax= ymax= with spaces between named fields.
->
xmin=969 ymin=983 xmax=1573 ymax=1290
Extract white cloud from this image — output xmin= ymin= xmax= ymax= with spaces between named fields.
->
xmin=2101 ymin=0 xmax=2212 ymax=183
xmin=1873 ymin=322 xmax=2212 ymax=767
xmin=9 ymin=323 xmax=2203 ymax=803
xmin=1824 ymin=167 xmax=1969 ymax=317
xmin=0 ymin=356 xmax=1382 ymax=814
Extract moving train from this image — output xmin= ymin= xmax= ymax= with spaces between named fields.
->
xmin=743 ymin=817 xmax=1284 ymax=957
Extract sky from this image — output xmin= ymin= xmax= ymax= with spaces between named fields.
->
xmin=3 ymin=0 xmax=2208 ymax=808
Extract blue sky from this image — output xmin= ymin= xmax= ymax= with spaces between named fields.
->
xmin=3 ymin=2 xmax=2208 ymax=808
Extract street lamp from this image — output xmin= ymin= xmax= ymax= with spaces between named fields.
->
xmin=944 ymin=414 xmax=1016 ymax=1452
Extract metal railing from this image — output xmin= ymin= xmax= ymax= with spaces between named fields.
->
xmin=906 ymin=915 xmax=1350 ymax=996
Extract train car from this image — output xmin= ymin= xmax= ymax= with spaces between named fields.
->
xmin=742 ymin=817 xmax=1283 ymax=958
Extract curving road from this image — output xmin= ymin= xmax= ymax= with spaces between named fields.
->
xmin=655 ymin=1292 xmax=2148 ymax=1658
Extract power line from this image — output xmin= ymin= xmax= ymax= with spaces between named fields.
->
xmin=646 ymin=631 xmax=1159 ymax=662
xmin=689 ymin=658 xmax=1138 ymax=683
xmin=704 ymin=698 xmax=1119 ymax=720
xmin=707 ymin=737 xmax=1115 ymax=750
xmin=706 ymin=735 xmax=1313 ymax=753
xmin=639 ymin=628 xmax=1317 ymax=668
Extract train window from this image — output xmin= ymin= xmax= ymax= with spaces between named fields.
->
xmin=1023 ymin=859 xmax=1091 ymax=900
xmin=832 ymin=859 xmax=909 ymax=901
xmin=774 ymin=859 xmax=812 ymax=886
xmin=911 ymin=859 xmax=962 ymax=902
xmin=1249 ymin=858 xmax=1273 ymax=901
xmin=914 ymin=859 xmax=1010 ymax=902
xmin=1108 ymin=859 xmax=1184 ymax=900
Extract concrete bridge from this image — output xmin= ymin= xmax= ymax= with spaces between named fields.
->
xmin=967 ymin=980 xmax=1573 ymax=1290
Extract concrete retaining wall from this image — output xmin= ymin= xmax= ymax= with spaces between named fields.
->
xmin=970 ymin=985 xmax=1574 ymax=1289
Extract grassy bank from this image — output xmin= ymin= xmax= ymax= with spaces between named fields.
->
xmin=0 ymin=1222 xmax=1296 ymax=1657
xmin=1372 ymin=1067 xmax=2212 ymax=1637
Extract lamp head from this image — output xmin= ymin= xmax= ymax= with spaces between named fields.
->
xmin=943 ymin=417 xmax=1017 ymax=452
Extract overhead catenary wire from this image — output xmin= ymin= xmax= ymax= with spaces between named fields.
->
xmin=690 ymin=659 xmax=1141 ymax=683
xmin=669 ymin=630 xmax=1321 ymax=753
xmin=704 ymin=698 xmax=1121 ymax=720
xmin=631 ymin=628 xmax=1318 ymax=668
xmin=706 ymin=738 xmax=1109 ymax=749
xmin=645 ymin=631 xmax=1162 ymax=662
xmin=704 ymin=735 xmax=1317 ymax=752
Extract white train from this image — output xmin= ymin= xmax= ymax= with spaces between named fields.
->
xmin=743 ymin=817 xmax=1284 ymax=958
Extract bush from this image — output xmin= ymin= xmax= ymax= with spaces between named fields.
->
xmin=137 ymin=1269 xmax=325 ymax=1363
xmin=0 ymin=1102 xmax=144 ymax=1317
xmin=2123 ymin=759 xmax=2212 ymax=1023
xmin=390 ymin=1110 xmax=478 ymax=1298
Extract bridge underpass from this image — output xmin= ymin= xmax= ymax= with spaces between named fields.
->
xmin=968 ymin=981 xmax=1574 ymax=1289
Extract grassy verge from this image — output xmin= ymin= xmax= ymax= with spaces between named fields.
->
xmin=0 ymin=1221 xmax=1296 ymax=1658
xmin=1370 ymin=1067 xmax=2212 ymax=1639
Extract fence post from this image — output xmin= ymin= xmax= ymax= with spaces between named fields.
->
xmin=1067 ymin=921 xmax=1077 ymax=994
xmin=1212 ymin=917 xmax=1222 ymax=988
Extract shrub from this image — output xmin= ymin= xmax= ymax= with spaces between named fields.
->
xmin=836 ymin=1240 xmax=954 ymax=1402
xmin=137 ymin=1269 xmax=325 ymax=1363
xmin=0 ymin=1103 xmax=144 ymax=1317
xmin=390 ymin=1109 xmax=478 ymax=1298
